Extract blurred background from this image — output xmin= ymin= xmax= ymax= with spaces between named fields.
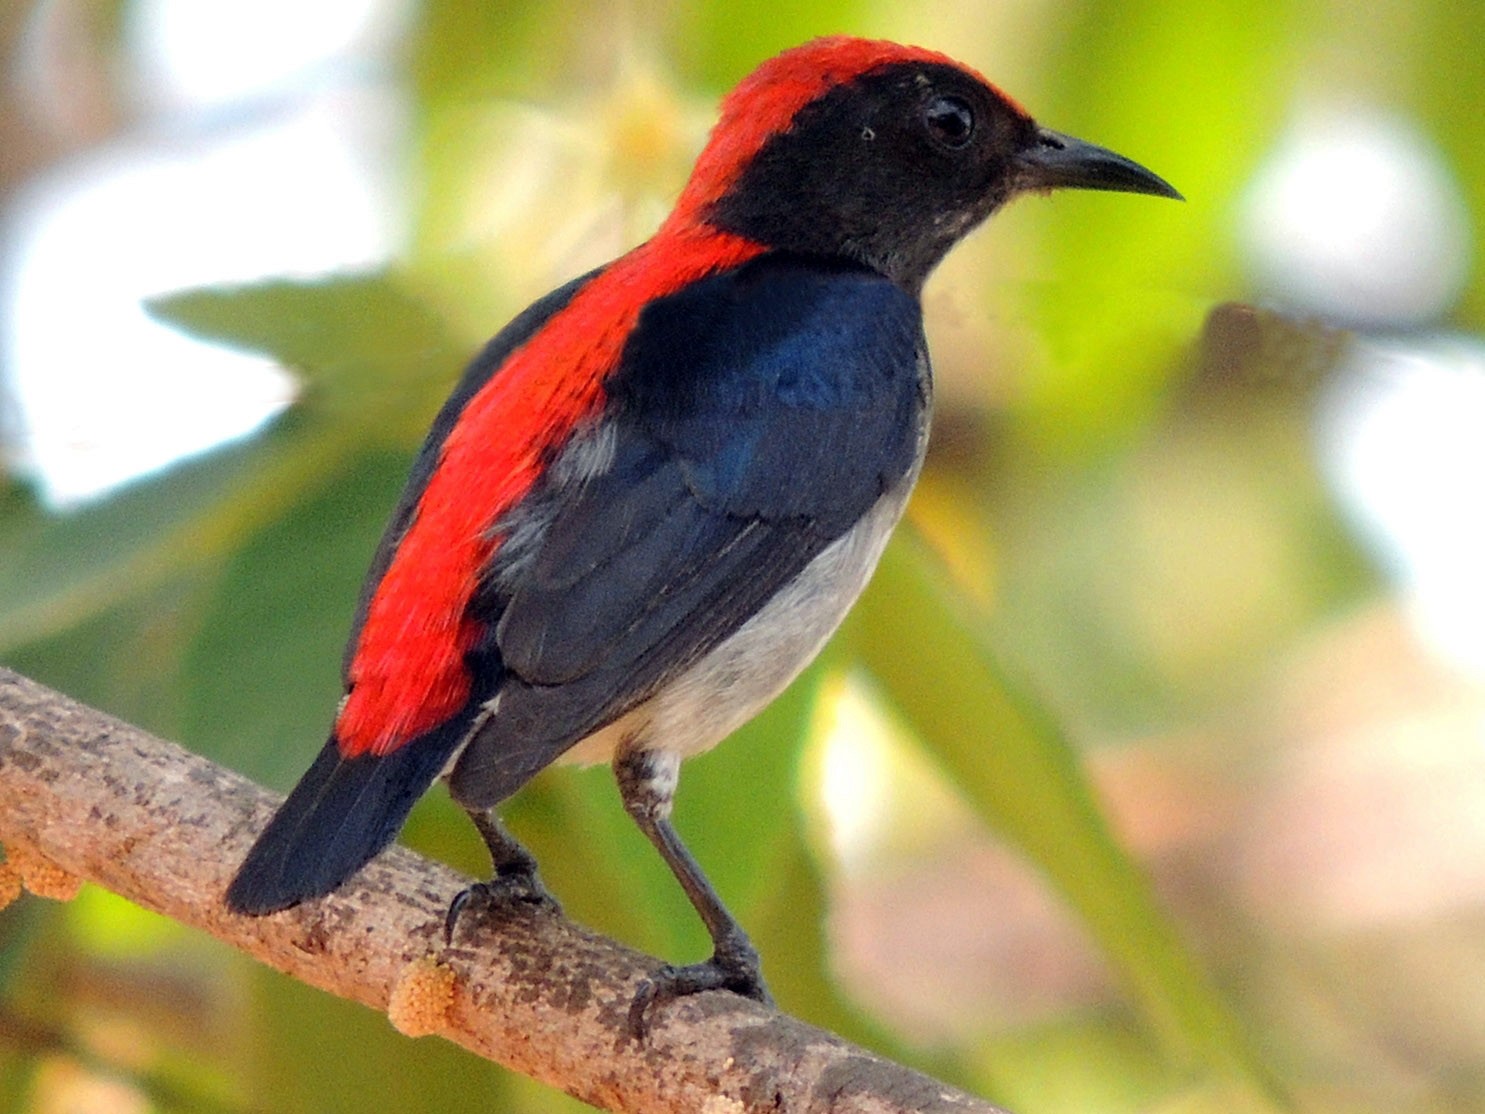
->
xmin=2 ymin=1 xmax=1483 ymax=1112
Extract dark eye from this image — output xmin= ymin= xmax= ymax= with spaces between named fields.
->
xmin=923 ymin=94 xmax=975 ymax=149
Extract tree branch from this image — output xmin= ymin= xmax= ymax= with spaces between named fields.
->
xmin=0 ymin=667 xmax=1010 ymax=1114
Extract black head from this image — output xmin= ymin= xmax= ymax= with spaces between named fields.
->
xmin=688 ymin=41 xmax=1179 ymax=292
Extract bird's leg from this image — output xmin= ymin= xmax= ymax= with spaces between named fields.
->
xmin=615 ymin=748 xmax=772 ymax=1037
xmin=445 ymin=809 xmax=559 ymax=943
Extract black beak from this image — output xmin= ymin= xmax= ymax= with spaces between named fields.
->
xmin=1015 ymin=127 xmax=1183 ymax=201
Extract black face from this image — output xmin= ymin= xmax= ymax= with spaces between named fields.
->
xmin=708 ymin=62 xmax=1040 ymax=292
xmin=708 ymin=61 xmax=1180 ymax=292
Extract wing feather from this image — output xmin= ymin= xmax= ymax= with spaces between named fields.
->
xmin=449 ymin=255 xmax=926 ymax=807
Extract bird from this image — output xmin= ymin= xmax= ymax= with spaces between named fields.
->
xmin=225 ymin=35 xmax=1179 ymax=1023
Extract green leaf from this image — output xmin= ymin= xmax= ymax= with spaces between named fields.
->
xmin=146 ymin=270 xmax=467 ymax=443
xmin=1 ymin=269 xmax=472 ymax=668
xmin=0 ymin=422 xmax=344 ymax=661
xmin=4 ymin=575 xmax=199 ymax=743
xmin=179 ymin=448 xmax=416 ymax=785
xmin=852 ymin=534 xmax=1276 ymax=1094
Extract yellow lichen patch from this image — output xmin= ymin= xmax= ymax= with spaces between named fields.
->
xmin=0 ymin=854 xmax=21 ymax=910
xmin=9 ymin=844 xmax=83 ymax=902
xmin=387 ymin=954 xmax=456 ymax=1038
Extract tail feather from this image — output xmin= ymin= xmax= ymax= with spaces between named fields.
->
xmin=226 ymin=724 xmax=465 ymax=915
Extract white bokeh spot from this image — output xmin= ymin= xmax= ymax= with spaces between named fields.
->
xmin=1241 ymin=107 xmax=1471 ymax=327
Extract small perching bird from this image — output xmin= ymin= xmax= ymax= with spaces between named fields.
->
xmin=226 ymin=35 xmax=1179 ymax=1025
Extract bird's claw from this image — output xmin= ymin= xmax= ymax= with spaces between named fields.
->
xmin=443 ymin=869 xmax=560 ymax=945
xmin=626 ymin=936 xmax=772 ymax=1040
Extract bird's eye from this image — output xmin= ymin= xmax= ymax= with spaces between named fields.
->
xmin=923 ymin=95 xmax=975 ymax=149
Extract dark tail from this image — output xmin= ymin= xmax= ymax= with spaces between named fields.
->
xmin=225 ymin=724 xmax=466 ymax=915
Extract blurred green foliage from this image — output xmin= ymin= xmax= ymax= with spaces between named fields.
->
xmin=4 ymin=1 xmax=1484 ymax=1112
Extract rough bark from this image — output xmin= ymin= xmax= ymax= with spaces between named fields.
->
xmin=0 ymin=667 xmax=1009 ymax=1114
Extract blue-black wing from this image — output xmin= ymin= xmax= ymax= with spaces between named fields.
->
xmin=449 ymin=254 xmax=925 ymax=806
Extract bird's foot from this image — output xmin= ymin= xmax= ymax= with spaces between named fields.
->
xmin=627 ymin=932 xmax=772 ymax=1040
xmin=443 ymin=864 xmax=560 ymax=945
